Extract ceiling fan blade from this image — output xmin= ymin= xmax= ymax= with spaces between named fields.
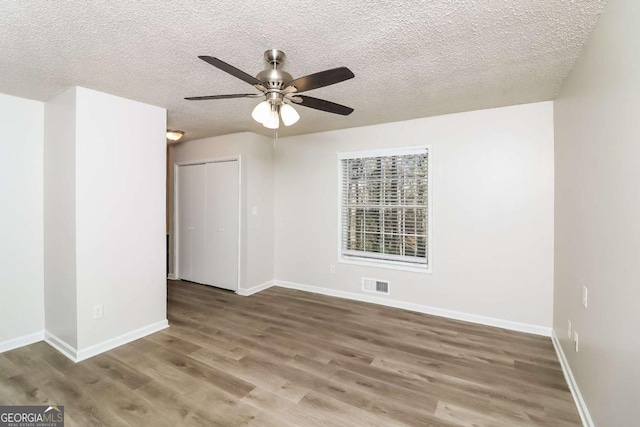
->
xmin=198 ymin=56 xmax=264 ymax=87
xmin=286 ymin=67 xmax=355 ymax=93
xmin=292 ymin=95 xmax=354 ymax=115
xmin=185 ymin=94 xmax=261 ymax=101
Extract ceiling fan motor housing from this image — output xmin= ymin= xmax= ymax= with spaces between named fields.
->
xmin=256 ymin=68 xmax=293 ymax=90
xmin=256 ymin=49 xmax=292 ymax=104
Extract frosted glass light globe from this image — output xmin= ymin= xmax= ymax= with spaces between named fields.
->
xmin=280 ymin=103 xmax=300 ymax=126
xmin=251 ymin=101 xmax=271 ymax=123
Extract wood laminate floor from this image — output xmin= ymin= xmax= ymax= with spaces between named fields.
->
xmin=0 ymin=280 xmax=581 ymax=426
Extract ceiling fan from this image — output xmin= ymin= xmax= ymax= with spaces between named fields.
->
xmin=185 ymin=49 xmax=355 ymax=129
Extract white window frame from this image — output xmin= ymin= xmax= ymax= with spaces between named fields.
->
xmin=337 ymin=146 xmax=433 ymax=274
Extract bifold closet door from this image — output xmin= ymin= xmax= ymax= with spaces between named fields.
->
xmin=177 ymin=164 xmax=206 ymax=283
xmin=204 ymin=160 xmax=239 ymax=291
xmin=178 ymin=160 xmax=239 ymax=290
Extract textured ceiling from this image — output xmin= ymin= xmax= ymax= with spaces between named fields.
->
xmin=0 ymin=0 xmax=606 ymax=141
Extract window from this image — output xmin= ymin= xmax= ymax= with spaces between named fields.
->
xmin=339 ymin=147 xmax=431 ymax=272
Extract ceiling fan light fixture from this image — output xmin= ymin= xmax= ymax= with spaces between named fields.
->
xmin=263 ymin=106 xmax=280 ymax=129
xmin=280 ymin=103 xmax=300 ymax=126
xmin=185 ymin=50 xmax=355 ymax=130
xmin=166 ymin=130 xmax=185 ymax=142
xmin=251 ymin=100 xmax=271 ymax=124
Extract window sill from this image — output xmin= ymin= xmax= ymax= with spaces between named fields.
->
xmin=338 ymin=257 xmax=432 ymax=274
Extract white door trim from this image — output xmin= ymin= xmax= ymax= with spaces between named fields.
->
xmin=173 ymin=155 xmax=242 ymax=291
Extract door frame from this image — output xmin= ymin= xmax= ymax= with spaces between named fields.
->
xmin=173 ymin=155 xmax=242 ymax=292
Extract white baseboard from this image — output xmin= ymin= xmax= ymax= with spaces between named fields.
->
xmin=237 ymin=280 xmax=275 ymax=296
xmin=76 ymin=319 xmax=169 ymax=362
xmin=167 ymin=273 xmax=178 ymax=280
xmin=0 ymin=330 xmax=44 ymax=354
xmin=274 ymin=280 xmax=552 ymax=337
xmin=45 ymin=319 xmax=169 ymax=363
xmin=44 ymin=331 xmax=78 ymax=362
xmin=551 ymin=330 xmax=593 ymax=427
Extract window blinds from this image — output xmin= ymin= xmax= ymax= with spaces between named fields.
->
xmin=340 ymin=150 xmax=429 ymax=266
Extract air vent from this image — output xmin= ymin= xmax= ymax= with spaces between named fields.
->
xmin=362 ymin=278 xmax=389 ymax=295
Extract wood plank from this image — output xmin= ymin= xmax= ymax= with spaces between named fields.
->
xmin=0 ymin=280 xmax=581 ymax=426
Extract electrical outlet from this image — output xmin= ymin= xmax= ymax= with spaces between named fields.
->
xmin=574 ymin=331 xmax=579 ymax=352
xmin=252 ymin=206 xmax=258 ymax=216
xmin=567 ymin=320 xmax=572 ymax=338
xmin=329 ymin=265 xmax=336 ymax=274
xmin=93 ymin=304 xmax=103 ymax=320
xmin=582 ymin=286 xmax=588 ymax=308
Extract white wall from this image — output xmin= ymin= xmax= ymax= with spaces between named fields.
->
xmin=275 ymin=102 xmax=554 ymax=330
xmin=44 ymin=88 xmax=78 ymax=347
xmin=0 ymin=93 xmax=44 ymax=348
xmin=74 ymin=87 xmax=167 ymax=350
xmin=553 ymin=0 xmax=640 ymax=424
xmin=169 ymin=132 xmax=275 ymax=291
xmin=43 ymin=87 xmax=167 ymax=359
